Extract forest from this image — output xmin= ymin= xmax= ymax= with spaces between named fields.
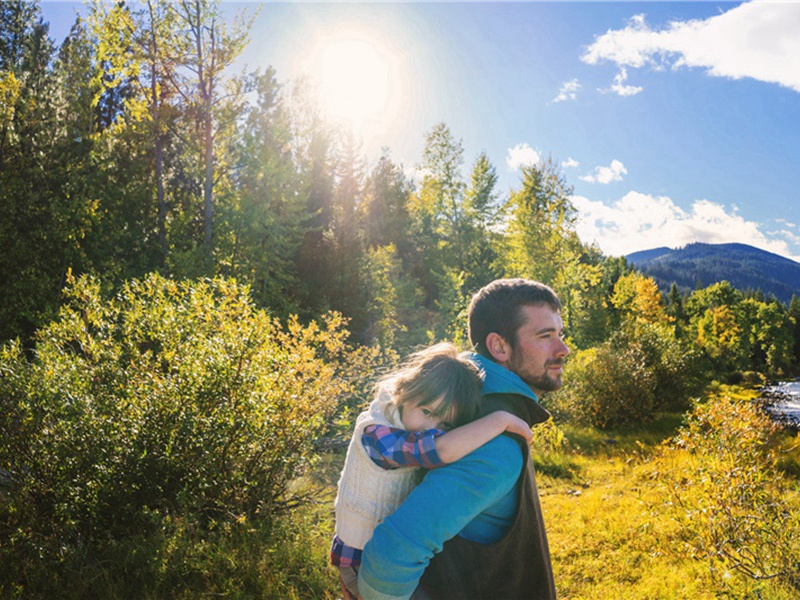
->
xmin=2 ymin=1 xmax=800 ymax=598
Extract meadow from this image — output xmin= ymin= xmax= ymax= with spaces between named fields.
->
xmin=268 ymin=385 xmax=800 ymax=599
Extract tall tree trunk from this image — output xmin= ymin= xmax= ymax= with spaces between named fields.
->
xmin=147 ymin=0 xmax=168 ymax=265
xmin=204 ymin=110 xmax=214 ymax=256
xmin=156 ymin=131 xmax=167 ymax=261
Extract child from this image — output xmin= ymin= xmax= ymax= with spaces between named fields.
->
xmin=331 ymin=342 xmax=533 ymax=599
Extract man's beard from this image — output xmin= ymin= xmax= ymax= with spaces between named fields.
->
xmin=509 ymin=355 xmax=564 ymax=393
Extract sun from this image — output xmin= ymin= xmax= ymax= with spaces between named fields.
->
xmin=303 ymin=28 xmax=405 ymax=144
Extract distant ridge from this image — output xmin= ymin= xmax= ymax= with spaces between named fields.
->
xmin=626 ymin=242 xmax=800 ymax=304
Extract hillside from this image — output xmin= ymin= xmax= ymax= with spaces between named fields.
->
xmin=626 ymin=242 xmax=800 ymax=304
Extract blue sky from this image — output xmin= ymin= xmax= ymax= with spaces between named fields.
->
xmin=42 ymin=1 xmax=800 ymax=262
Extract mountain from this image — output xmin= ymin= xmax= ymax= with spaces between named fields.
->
xmin=626 ymin=242 xmax=800 ymax=304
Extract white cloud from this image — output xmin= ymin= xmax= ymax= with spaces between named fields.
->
xmin=769 ymin=227 xmax=800 ymax=248
xmin=581 ymin=159 xmax=627 ymax=184
xmin=506 ymin=143 xmax=541 ymax=171
xmin=562 ymin=157 xmax=580 ymax=169
xmin=582 ymin=3 xmax=800 ymax=94
xmin=552 ymin=79 xmax=581 ymax=103
xmin=572 ymin=190 xmax=799 ymax=261
xmin=602 ymin=67 xmax=643 ymax=96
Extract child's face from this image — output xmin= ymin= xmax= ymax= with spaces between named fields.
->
xmin=400 ymin=396 xmax=455 ymax=432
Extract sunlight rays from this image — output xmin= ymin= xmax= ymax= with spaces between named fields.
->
xmin=301 ymin=27 xmax=406 ymax=146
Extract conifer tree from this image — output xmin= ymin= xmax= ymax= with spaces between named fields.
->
xmin=328 ymin=131 xmax=367 ymax=325
xmin=502 ymin=156 xmax=581 ymax=285
xmin=461 ymin=151 xmax=502 ymax=292
xmin=360 ymin=150 xmax=412 ymax=252
xmin=0 ymin=1 xmax=76 ymax=340
xmin=409 ymin=122 xmax=467 ymax=307
xmin=789 ymin=295 xmax=800 ymax=369
xmin=228 ymin=67 xmax=305 ymax=317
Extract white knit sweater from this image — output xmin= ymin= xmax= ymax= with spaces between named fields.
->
xmin=334 ymin=387 xmax=425 ymax=549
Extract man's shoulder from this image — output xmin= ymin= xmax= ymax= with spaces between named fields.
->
xmin=483 ymin=390 xmax=551 ymax=426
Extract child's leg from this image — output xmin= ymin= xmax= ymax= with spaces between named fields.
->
xmin=338 ymin=565 xmax=360 ymax=599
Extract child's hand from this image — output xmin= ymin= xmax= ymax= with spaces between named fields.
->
xmin=501 ymin=411 xmax=532 ymax=442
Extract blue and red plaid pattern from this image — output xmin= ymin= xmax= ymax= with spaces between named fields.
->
xmin=331 ymin=534 xmax=362 ymax=567
xmin=361 ymin=424 xmax=445 ymax=470
xmin=331 ymin=424 xmax=446 ymax=567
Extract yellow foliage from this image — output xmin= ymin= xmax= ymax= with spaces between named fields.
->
xmin=611 ymin=272 xmax=670 ymax=325
xmin=696 ymin=305 xmax=741 ymax=360
xmin=0 ymin=71 xmax=21 ymax=125
xmin=535 ymin=398 xmax=800 ymax=598
xmin=663 ymin=391 xmax=800 ymax=592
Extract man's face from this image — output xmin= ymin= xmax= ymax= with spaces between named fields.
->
xmin=505 ymin=304 xmax=570 ymax=396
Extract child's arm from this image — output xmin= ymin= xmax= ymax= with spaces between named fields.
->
xmin=435 ymin=410 xmax=532 ymax=464
xmin=362 ymin=425 xmax=445 ymax=470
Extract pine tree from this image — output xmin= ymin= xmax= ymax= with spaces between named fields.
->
xmin=502 ymin=157 xmax=581 ymax=285
xmin=226 ymin=67 xmax=306 ymax=317
xmin=786 ymin=294 xmax=800 ymax=370
xmin=0 ymin=1 xmax=75 ymax=341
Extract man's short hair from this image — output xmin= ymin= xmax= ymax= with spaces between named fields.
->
xmin=468 ymin=278 xmax=561 ymax=359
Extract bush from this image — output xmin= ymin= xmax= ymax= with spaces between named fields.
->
xmin=664 ymin=394 xmax=800 ymax=592
xmin=547 ymin=344 xmax=656 ymax=429
xmin=613 ymin=322 xmax=707 ymax=412
xmin=0 ymin=273 xmax=380 ymax=591
xmin=548 ymin=321 xmax=708 ymax=429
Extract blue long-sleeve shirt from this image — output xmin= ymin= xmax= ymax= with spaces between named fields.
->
xmin=358 ymin=354 xmax=543 ymax=600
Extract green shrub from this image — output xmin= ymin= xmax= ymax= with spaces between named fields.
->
xmin=0 ymin=273 xmax=379 ymax=591
xmin=529 ymin=419 xmax=579 ymax=481
xmin=614 ymin=322 xmax=707 ymax=412
xmin=548 ymin=321 xmax=708 ymax=429
xmin=547 ymin=344 xmax=656 ymax=429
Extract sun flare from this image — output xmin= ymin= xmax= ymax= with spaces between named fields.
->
xmin=303 ymin=28 xmax=405 ymax=144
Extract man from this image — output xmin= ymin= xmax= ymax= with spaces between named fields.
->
xmin=357 ymin=278 xmax=569 ymax=600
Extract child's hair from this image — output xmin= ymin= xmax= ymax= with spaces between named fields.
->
xmin=379 ymin=342 xmax=483 ymax=428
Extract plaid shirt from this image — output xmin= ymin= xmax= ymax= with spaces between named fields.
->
xmin=331 ymin=424 xmax=445 ymax=568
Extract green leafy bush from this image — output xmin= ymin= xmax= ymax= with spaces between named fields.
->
xmin=548 ymin=322 xmax=707 ymax=429
xmin=0 ymin=273 xmax=379 ymax=589
xmin=613 ymin=322 xmax=707 ymax=412
xmin=548 ymin=344 xmax=656 ymax=429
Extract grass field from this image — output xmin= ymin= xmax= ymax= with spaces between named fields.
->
xmin=535 ymin=387 xmax=800 ymax=600
xmin=279 ymin=384 xmax=800 ymax=599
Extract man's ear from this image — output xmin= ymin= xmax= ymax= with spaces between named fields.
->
xmin=485 ymin=332 xmax=511 ymax=364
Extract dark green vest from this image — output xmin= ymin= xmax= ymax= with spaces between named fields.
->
xmin=415 ymin=393 xmax=557 ymax=600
